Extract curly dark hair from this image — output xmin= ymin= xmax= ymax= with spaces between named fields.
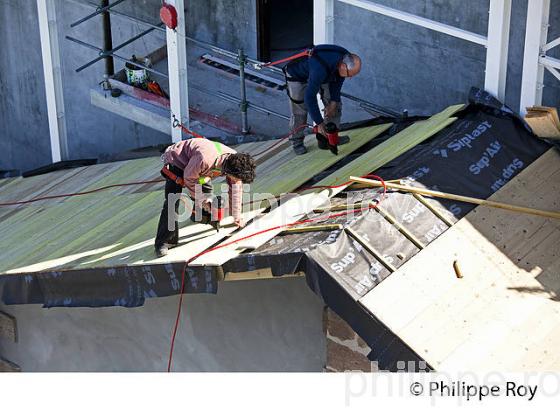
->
xmin=223 ymin=153 xmax=256 ymax=183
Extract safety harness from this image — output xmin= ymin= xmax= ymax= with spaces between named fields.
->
xmin=280 ymin=46 xmax=347 ymax=104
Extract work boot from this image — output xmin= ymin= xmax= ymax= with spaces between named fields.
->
xmin=155 ymin=244 xmax=169 ymax=258
xmin=293 ymin=144 xmax=307 ymax=155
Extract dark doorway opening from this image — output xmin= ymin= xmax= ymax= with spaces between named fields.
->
xmin=257 ymin=0 xmax=314 ymax=62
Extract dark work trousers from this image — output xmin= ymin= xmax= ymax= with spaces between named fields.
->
xmin=155 ymin=165 xmax=183 ymax=248
xmin=286 ymin=80 xmax=342 ymax=148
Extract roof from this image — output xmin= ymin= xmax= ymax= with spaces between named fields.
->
xmin=360 ymin=148 xmax=560 ymax=371
xmin=0 ymin=121 xmax=394 ymax=275
xmin=0 ymin=103 xmax=467 ymax=308
xmin=2 ymin=96 xmax=558 ymax=371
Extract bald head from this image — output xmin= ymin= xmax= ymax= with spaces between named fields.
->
xmin=338 ymin=53 xmax=362 ymax=78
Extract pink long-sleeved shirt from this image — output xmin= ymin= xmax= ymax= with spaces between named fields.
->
xmin=162 ymin=139 xmax=243 ymax=221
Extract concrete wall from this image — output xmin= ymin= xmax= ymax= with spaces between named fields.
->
xmin=334 ymin=0 xmax=560 ymax=115
xmin=186 ymin=0 xmax=257 ymax=58
xmin=0 ymin=0 xmax=169 ymax=173
xmin=0 ymin=0 xmax=256 ymax=173
xmin=2 ymin=0 xmax=560 ymax=171
xmin=0 ymin=277 xmax=326 ymax=372
xmin=0 ymin=0 xmax=51 ymax=173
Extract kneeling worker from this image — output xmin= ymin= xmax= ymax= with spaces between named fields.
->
xmin=285 ymin=44 xmax=362 ymax=155
xmin=155 ymin=138 xmax=256 ymax=257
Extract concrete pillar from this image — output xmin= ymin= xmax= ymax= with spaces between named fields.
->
xmin=520 ymin=0 xmax=550 ymax=115
xmin=37 ymin=0 xmax=69 ymax=163
xmin=485 ymin=0 xmax=512 ymax=102
xmin=314 ymin=0 xmax=334 ymax=45
xmin=166 ymin=0 xmax=189 ymax=143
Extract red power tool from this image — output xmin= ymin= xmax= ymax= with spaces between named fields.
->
xmin=313 ymin=122 xmax=343 ymax=155
xmin=190 ymin=198 xmax=225 ymax=232
xmin=210 ymin=196 xmax=225 ymax=232
xmin=161 ymin=166 xmax=224 ymax=231
xmin=194 ymin=197 xmax=224 ymax=231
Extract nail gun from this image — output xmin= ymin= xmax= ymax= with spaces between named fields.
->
xmin=312 ymin=122 xmax=346 ymax=155
xmin=190 ymin=197 xmax=225 ymax=232
xmin=161 ymin=166 xmax=225 ymax=231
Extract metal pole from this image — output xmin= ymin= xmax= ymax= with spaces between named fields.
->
xmin=74 ymin=24 xmax=161 ymax=72
xmin=37 ymin=0 xmax=69 ymax=163
xmin=66 ymin=36 xmax=169 ymax=78
xmin=314 ymin=0 xmax=334 ymax=44
xmin=70 ymin=0 xmax=126 ymax=27
xmin=100 ymin=0 xmax=114 ymax=78
xmin=189 ymin=84 xmax=290 ymax=120
xmin=238 ymin=48 xmax=249 ymax=134
xmin=340 ymin=92 xmax=400 ymax=117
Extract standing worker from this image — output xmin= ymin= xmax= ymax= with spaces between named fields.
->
xmin=155 ymin=138 xmax=256 ymax=257
xmin=284 ymin=44 xmax=362 ymax=155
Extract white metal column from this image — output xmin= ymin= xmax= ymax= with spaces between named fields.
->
xmin=37 ymin=0 xmax=68 ymax=163
xmin=485 ymin=0 xmax=511 ymax=101
xmin=166 ymin=0 xmax=189 ymax=143
xmin=314 ymin=0 xmax=334 ymax=45
xmin=520 ymin=0 xmax=550 ymax=114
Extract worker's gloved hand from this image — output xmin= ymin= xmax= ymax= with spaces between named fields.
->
xmin=316 ymin=122 xmax=327 ymax=136
xmin=202 ymin=199 xmax=212 ymax=213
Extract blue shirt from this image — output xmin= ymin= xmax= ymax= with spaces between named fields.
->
xmin=286 ymin=44 xmax=348 ymax=125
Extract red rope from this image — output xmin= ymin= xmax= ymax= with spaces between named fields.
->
xmin=173 ymin=115 xmax=311 ymax=158
xmin=251 ymin=124 xmax=310 ymax=157
xmin=0 ymin=179 xmax=164 ymax=207
xmin=166 ymin=174 xmax=387 ymax=372
xmin=0 ymin=124 xmax=312 ymax=207
xmin=173 ymin=118 xmax=206 ymax=139
xmin=261 ymin=49 xmax=311 ymax=68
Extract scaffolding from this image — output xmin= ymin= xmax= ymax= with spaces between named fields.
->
xmin=38 ymin=0 xmax=518 ymax=164
xmin=39 ymin=0 xmax=396 ymax=162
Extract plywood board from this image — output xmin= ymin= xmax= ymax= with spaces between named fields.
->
xmin=359 ymin=148 xmax=560 ymax=371
xmin=190 ymin=191 xmax=331 ymax=266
